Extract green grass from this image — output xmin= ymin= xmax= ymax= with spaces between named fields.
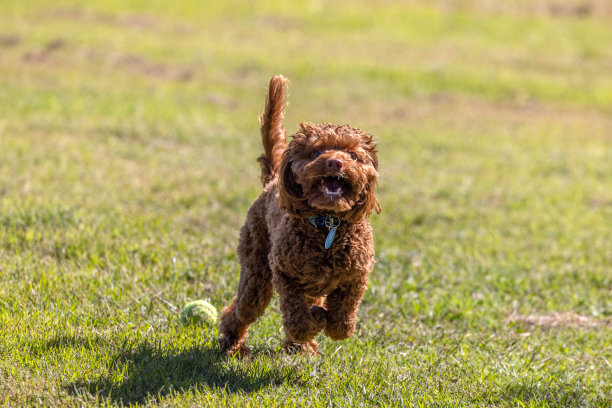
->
xmin=1 ymin=0 xmax=612 ymax=406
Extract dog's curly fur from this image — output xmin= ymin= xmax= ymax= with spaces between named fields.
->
xmin=219 ymin=75 xmax=380 ymax=356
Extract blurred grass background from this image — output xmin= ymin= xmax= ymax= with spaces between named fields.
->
xmin=1 ymin=0 xmax=611 ymax=406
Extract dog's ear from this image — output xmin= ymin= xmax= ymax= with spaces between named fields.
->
xmin=369 ymin=146 xmax=379 ymax=172
xmin=278 ymin=152 xmax=306 ymax=216
xmin=343 ymin=181 xmax=381 ymax=223
xmin=361 ymin=133 xmax=379 ymax=172
xmin=343 ymin=147 xmax=380 ymax=223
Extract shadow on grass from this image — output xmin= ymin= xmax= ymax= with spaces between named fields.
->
xmin=28 ymin=334 xmax=108 ymax=357
xmin=67 ymin=342 xmax=305 ymax=405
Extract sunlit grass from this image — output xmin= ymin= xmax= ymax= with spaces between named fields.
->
xmin=1 ymin=0 xmax=611 ymax=406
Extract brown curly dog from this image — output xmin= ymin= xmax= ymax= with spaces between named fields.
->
xmin=219 ymin=75 xmax=380 ymax=356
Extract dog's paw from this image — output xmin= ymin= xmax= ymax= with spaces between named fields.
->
xmin=310 ymin=306 xmax=328 ymax=327
xmin=324 ymin=319 xmax=356 ymax=341
xmin=228 ymin=343 xmax=251 ymax=358
xmin=219 ymin=336 xmax=251 ymax=357
xmin=282 ymin=338 xmax=319 ymax=356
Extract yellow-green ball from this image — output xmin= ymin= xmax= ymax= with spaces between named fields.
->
xmin=180 ymin=300 xmax=218 ymax=326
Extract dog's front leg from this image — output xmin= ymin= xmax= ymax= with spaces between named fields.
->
xmin=323 ymin=279 xmax=368 ymax=340
xmin=274 ymin=273 xmax=326 ymax=344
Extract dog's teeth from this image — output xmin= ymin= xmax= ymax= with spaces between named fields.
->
xmin=324 ymin=187 xmax=341 ymax=197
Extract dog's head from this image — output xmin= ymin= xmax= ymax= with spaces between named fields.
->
xmin=279 ymin=123 xmax=380 ymax=222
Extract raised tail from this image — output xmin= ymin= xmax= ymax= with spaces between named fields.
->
xmin=257 ymin=75 xmax=288 ymax=186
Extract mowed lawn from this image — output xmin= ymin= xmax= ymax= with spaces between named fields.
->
xmin=1 ymin=0 xmax=611 ymax=406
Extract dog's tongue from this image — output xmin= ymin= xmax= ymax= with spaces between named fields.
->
xmin=323 ymin=178 xmax=343 ymax=192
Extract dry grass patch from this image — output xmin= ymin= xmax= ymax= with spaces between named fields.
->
xmin=440 ymin=0 xmax=612 ymax=18
xmin=507 ymin=312 xmax=606 ymax=329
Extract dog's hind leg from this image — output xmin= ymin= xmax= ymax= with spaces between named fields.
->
xmin=219 ymin=213 xmax=273 ymax=356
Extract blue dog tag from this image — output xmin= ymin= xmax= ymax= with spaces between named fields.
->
xmin=325 ymin=226 xmax=338 ymax=249
xmin=309 ymin=215 xmax=341 ymax=250
xmin=323 ymin=217 xmax=341 ymax=249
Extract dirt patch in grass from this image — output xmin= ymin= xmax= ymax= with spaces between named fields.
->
xmin=441 ymin=0 xmax=612 ymax=18
xmin=43 ymin=6 xmax=193 ymax=33
xmin=366 ymin=93 xmax=612 ymax=135
xmin=114 ymin=53 xmax=194 ymax=82
xmin=0 ymin=34 xmax=21 ymax=48
xmin=21 ymin=38 xmax=68 ymax=64
xmin=544 ymin=2 xmax=595 ymax=17
xmin=19 ymin=42 xmax=195 ymax=82
xmin=256 ymin=14 xmax=301 ymax=31
xmin=48 ymin=6 xmax=157 ymax=29
xmin=535 ymin=1 xmax=612 ymax=18
xmin=507 ymin=312 xmax=606 ymax=329
xmin=589 ymin=198 xmax=612 ymax=208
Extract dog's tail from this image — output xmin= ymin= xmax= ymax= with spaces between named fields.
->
xmin=257 ymin=75 xmax=288 ymax=186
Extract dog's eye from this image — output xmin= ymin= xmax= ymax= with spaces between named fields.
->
xmin=312 ymin=150 xmax=322 ymax=158
xmin=349 ymin=152 xmax=358 ymax=161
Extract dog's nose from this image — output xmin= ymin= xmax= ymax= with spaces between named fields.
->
xmin=326 ymin=158 xmax=343 ymax=170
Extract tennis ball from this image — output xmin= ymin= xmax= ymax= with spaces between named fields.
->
xmin=180 ymin=300 xmax=218 ymax=326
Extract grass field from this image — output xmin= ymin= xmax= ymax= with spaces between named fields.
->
xmin=1 ymin=0 xmax=612 ymax=406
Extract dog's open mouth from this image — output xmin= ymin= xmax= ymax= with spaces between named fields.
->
xmin=319 ymin=176 xmax=346 ymax=198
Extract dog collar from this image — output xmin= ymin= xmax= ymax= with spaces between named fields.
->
xmin=308 ymin=215 xmax=341 ymax=250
